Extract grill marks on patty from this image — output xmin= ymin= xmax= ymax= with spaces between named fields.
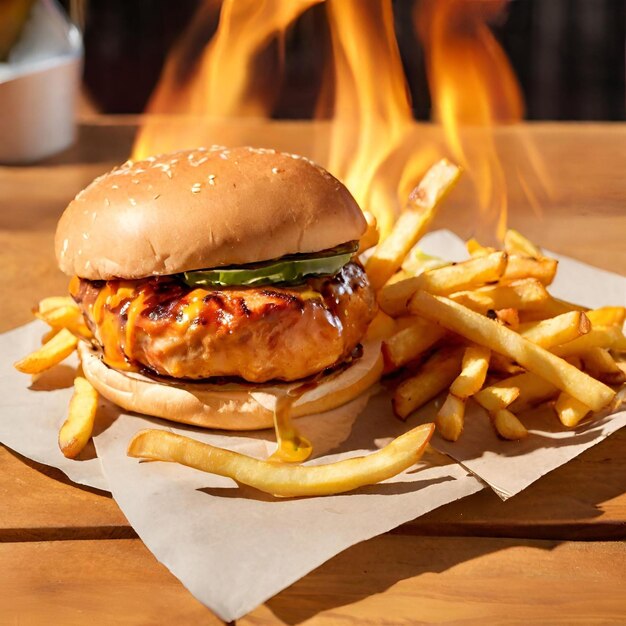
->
xmin=72 ymin=262 xmax=377 ymax=382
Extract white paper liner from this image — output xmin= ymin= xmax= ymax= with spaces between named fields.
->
xmin=0 ymin=322 xmax=108 ymax=490
xmin=93 ymin=391 xmax=483 ymax=621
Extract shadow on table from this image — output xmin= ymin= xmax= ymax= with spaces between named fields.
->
xmin=264 ymin=535 xmax=558 ymax=625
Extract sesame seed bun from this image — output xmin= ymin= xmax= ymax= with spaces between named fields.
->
xmin=55 ymin=146 xmax=366 ymax=280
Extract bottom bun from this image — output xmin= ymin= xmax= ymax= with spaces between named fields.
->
xmin=78 ymin=341 xmax=383 ymax=430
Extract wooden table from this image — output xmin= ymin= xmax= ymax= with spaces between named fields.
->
xmin=1 ymin=119 xmax=625 ymax=624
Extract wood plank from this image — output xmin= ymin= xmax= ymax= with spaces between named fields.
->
xmin=0 ymin=445 xmax=132 ymax=541
xmin=244 ymin=536 xmax=626 ymax=625
xmin=2 ymin=430 xmax=624 ymax=542
xmin=0 ymin=539 xmax=221 ymax=625
xmin=409 ymin=428 xmax=626 ymax=540
xmin=3 ymin=536 xmax=623 ymax=625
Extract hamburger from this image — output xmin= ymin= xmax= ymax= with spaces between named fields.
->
xmin=55 ymin=146 xmax=381 ymax=430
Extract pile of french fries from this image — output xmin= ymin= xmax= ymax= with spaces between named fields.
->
xmin=365 ymin=160 xmax=625 ymax=441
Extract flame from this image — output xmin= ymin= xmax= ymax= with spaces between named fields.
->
xmin=416 ymin=0 xmax=524 ymax=241
xmin=133 ymin=0 xmax=546 ymax=243
xmin=133 ymin=0 xmax=322 ymax=158
xmin=318 ymin=0 xmax=413 ymax=237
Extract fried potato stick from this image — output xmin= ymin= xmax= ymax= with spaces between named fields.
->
xmin=14 ymin=328 xmax=78 ymax=374
xmin=367 ymin=159 xmax=461 ymax=290
xmin=128 ymin=424 xmax=435 ymax=498
xmin=409 ymin=292 xmax=615 ymax=411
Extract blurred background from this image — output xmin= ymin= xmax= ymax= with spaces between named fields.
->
xmin=64 ymin=0 xmax=625 ymax=121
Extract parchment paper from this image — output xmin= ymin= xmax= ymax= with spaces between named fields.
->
xmin=0 ymin=322 xmax=108 ymax=490
xmin=93 ymin=391 xmax=483 ymax=622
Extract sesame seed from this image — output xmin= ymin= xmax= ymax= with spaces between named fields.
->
xmin=112 ymin=184 xmax=119 ymax=190
xmin=129 ymin=198 xmax=137 ymax=206
xmin=191 ymin=183 xmax=202 ymax=193
xmin=208 ymin=175 xmax=216 ymax=185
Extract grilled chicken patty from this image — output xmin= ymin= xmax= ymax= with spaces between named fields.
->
xmin=71 ymin=262 xmax=376 ymax=382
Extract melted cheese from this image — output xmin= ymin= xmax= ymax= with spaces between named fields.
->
xmin=91 ymin=282 xmax=142 ymax=371
xmin=269 ymin=392 xmax=313 ymax=463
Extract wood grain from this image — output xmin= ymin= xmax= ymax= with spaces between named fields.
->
xmin=0 ymin=539 xmax=221 ymax=625
xmin=3 ymin=536 xmax=623 ymax=625
xmin=244 ymin=536 xmax=626 ymax=625
xmin=0 ymin=445 xmax=131 ymax=542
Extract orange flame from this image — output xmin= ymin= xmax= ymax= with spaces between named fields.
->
xmin=416 ymin=0 xmax=524 ymax=241
xmin=318 ymin=0 xmax=413 ymax=237
xmin=133 ymin=0 xmax=322 ymax=158
xmin=133 ymin=0 xmax=545 ymax=242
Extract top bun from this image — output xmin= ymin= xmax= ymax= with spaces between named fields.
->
xmin=56 ymin=146 xmax=366 ymax=280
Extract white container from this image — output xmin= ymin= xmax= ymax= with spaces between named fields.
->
xmin=0 ymin=0 xmax=82 ymax=164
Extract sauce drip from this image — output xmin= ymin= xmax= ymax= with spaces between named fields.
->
xmin=269 ymin=380 xmax=318 ymax=463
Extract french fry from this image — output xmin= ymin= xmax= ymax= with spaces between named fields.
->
xmin=466 ymin=238 xmax=495 ymax=257
xmin=488 ymin=353 xmax=524 ymax=375
xmin=36 ymin=304 xmax=91 ymax=339
xmin=450 ymin=345 xmax=490 ymax=398
xmin=41 ymin=327 xmax=61 ymax=344
xmin=503 ymin=255 xmax=558 ymax=285
xmin=491 ymin=409 xmax=528 ymax=440
xmin=474 ymin=384 xmax=520 ymax=412
xmin=379 ymin=252 xmax=508 ymax=317
xmin=385 ymin=270 xmax=411 ymax=286
xmin=504 ymin=229 xmax=542 ymax=257
xmin=475 ymin=371 xmax=557 ymax=414
xmin=581 ymin=348 xmax=626 ymax=385
xmin=14 ymin=328 xmax=78 ymax=374
xmin=493 ymin=308 xmax=519 ymax=329
xmin=552 ymin=326 xmax=626 ymax=357
xmin=436 ymin=393 xmax=465 ymax=441
xmin=393 ymin=347 xmax=463 ymax=420
xmin=518 ymin=311 xmax=590 ymax=349
xmin=365 ymin=311 xmax=397 ymax=342
xmin=585 ymin=306 xmax=626 ymax=328
xmin=506 ymin=373 xmax=559 ymax=413
xmin=409 ymin=292 xmax=615 ymax=411
xmin=507 ymin=376 xmax=557 ymax=413
xmin=450 ymin=279 xmax=549 ymax=314
xmin=127 ymin=423 xmax=435 ymax=498
xmin=382 ymin=317 xmax=446 ymax=372
xmin=366 ymin=159 xmax=462 ymax=290
xmin=565 ymin=355 xmax=583 ymax=370
xmin=554 ymin=392 xmax=591 ymax=428
xmin=58 ymin=376 xmax=98 ymax=459
xmin=36 ymin=296 xmax=78 ymax=315
xmin=359 ymin=211 xmax=379 ymax=252
xmin=401 ymin=246 xmax=449 ymax=275
xmin=520 ymin=297 xmax=589 ymax=322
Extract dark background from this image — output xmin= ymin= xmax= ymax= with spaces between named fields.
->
xmin=64 ymin=0 xmax=625 ymax=121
